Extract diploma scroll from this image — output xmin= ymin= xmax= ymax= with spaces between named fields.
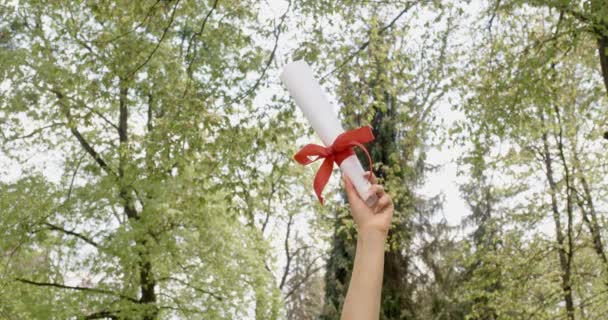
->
xmin=280 ymin=60 xmax=378 ymax=206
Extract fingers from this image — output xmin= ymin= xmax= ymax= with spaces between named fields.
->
xmin=375 ymin=194 xmax=393 ymax=213
xmin=368 ymin=184 xmax=385 ymax=198
xmin=344 ymin=173 xmax=388 ymax=210
xmin=363 ymin=171 xmax=378 ymax=184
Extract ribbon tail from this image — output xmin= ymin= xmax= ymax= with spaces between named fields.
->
xmin=313 ymin=157 xmax=334 ymax=205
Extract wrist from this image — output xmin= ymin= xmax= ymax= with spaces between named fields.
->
xmin=357 ymin=226 xmax=388 ymax=242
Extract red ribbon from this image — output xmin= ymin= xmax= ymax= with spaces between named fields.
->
xmin=294 ymin=126 xmax=375 ymax=205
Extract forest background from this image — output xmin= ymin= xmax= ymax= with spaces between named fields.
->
xmin=1 ymin=0 xmax=608 ymax=319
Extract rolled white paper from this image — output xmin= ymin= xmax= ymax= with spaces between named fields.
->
xmin=280 ymin=60 xmax=378 ymax=206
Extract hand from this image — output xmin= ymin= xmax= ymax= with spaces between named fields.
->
xmin=343 ymin=172 xmax=394 ymax=235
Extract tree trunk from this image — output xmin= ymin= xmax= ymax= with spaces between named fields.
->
xmin=598 ymin=35 xmax=608 ymax=96
xmin=118 ymin=79 xmax=157 ymax=320
xmin=540 ymin=130 xmax=575 ymax=320
xmin=572 ymin=152 xmax=608 ymax=273
xmin=321 ymin=215 xmax=355 ymax=320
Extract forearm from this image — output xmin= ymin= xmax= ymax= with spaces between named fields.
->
xmin=341 ymin=228 xmax=387 ymax=320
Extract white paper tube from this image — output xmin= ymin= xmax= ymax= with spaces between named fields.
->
xmin=280 ymin=60 xmax=377 ymax=206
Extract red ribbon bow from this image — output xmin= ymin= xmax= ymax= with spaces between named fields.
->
xmin=294 ymin=126 xmax=375 ymax=205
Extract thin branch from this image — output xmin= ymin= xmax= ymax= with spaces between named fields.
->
xmin=118 ymin=83 xmax=129 ymax=145
xmin=16 ymin=278 xmax=138 ymax=303
xmin=284 ymin=257 xmax=323 ymax=299
xmin=279 ymin=214 xmax=294 ymax=290
xmin=551 ymin=81 xmax=575 ymax=269
xmin=46 ymin=84 xmax=118 ymax=133
xmin=418 ymin=16 xmax=453 ymax=124
xmin=63 ymin=3 xmax=102 ymax=61
xmin=81 ymin=104 xmax=119 ymax=131
xmin=320 ymin=3 xmax=416 ymax=81
xmin=66 ymin=153 xmax=85 ymax=203
xmin=128 ymin=0 xmax=180 ymax=78
xmin=539 ymin=109 xmax=575 ymax=319
xmin=158 ymin=276 xmax=223 ymax=302
xmin=91 ymin=0 xmax=162 ymax=45
xmin=6 ymin=123 xmax=66 ymax=141
xmin=486 ymin=0 xmax=501 ymax=34
xmin=554 ymin=5 xmax=590 ymax=25
xmin=261 ymin=165 xmax=284 ymax=234
xmin=147 ymin=92 xmax=154 ymax=132
xmin=546 ymin=1 xmax=608 ymax=94
xmin=598 ymin=35 xmax=608 ymax=95
xmin=69 ymin=124 xmax=114 ymax=176
xmin=51 ymin=88 xmax=116 ymax=176
xmin=231 ymin=0 xmax=291 ymax=104
xmin=43 ymin=222 xmax=99 ymax=247
xmin=185 ymin=0 xmax=220 ymax=76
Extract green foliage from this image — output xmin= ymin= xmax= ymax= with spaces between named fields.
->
xmin=0 ymin=1 xmax=303 ymax=319
xmin=2 ymin=0 xmax=608 ymax=319
xmin=454 ymin=1 xmax=608 ymax=319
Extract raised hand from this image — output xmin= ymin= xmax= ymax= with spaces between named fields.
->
xmin=343 ymin=172 xmax=394 ymax=235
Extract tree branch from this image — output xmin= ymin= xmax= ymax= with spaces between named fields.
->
xmin=69 ymin=124 xmax=114 ymax=176
xmin=43 ymin=222 xmax=99 ymax=247
xmin=146 ymin=92 xmax=154 ymax=132
xmin=231 ymin=0 xmax=291 ymax=104
xmin=128 ymin=0 xmax=180 ymax=78
xmin=539 ymin=109 xmax=575 ymax=319
xmin=66 ymin=153 xmax=85 ymax=203
xmin=81 ymin=104 xmax=119 ymax=132
xmin=6 ymin=123 xmax=66 ymax=142
xmin=118 ymin=84 xmax=129 ymax=145
xmin=117 ymin=79 xmax=139 ymax=220
xmin=486 ymin=0 xmax=501 ymax=34
xmin=279 ymin=214 xmax=294 ymax=290
xmin=547 ymin=4 xmax=608 ymax=94
xmin=185 ymin=0 xmax=220 ymax=76
xmin=598 ymin=35 xmax=608 ymax=95
xmin=91 ymin=0 xmax=162 ymax=45
xmin=158 ymin=276 xmax=223 ymax=302
xmin=51 ymin=87 xmax=116 ymax=176
xmin=284 ymin=257 xmax=323 ymax=299
xmin=15 ymin=278 xmax=138 ymax=303
xmin=320 ymin=3 xmax=416 ymax=81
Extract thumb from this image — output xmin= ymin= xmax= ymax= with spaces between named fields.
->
xmin=343 ymin=174 xmax=364 ymax=206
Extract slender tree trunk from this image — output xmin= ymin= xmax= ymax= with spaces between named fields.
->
xmin=118 ymin=79 xmax=157 ymax=320
xmin=541 ymin=130 xmax=575 ymax=320
xmin=587 ymin=0 xmax=608 ymax=97
xmin=599 ymin=35 xmax=608 ymax=96
xmin=572 ymin=152 xmax=608 ymax=273
xmin=554 ymin=124 xmax=576 ymax=320
xmin=321 ymin=215 xmax=355 ymax=320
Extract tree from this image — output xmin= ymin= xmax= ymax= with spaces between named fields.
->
xmin=0 ymin=1 xmax=304 ymax=318
xmin=455 ymin=1 xmax=608 ymax=318
xmin=487 ymin=0 xmax=608 ymax=95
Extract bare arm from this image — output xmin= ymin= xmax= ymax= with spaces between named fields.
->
xmin=341 ymin=173 xmax=394 ymax=320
